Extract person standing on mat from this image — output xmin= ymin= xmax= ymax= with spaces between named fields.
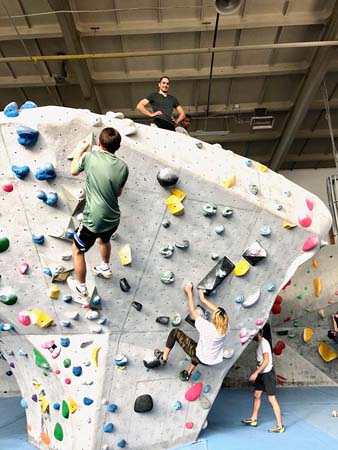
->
xmin=68 ymin=127 xmax=129 ymax=303
xmin=143 ymin=284 xmax=229 ymax=381
xmin=242 ymin=329 xmax=285 ymax=433
xmin=136 ymin=76 xmax=185 ymax=131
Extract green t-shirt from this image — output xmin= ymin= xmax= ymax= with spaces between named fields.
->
xmin=78 ymin=150 xmax=129 ymax=233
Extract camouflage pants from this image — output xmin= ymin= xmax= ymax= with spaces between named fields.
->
xmin=166 ymin=328 xmax=201 ymax=366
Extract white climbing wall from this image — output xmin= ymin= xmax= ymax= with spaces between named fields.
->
xmin=0 ymin=105 xmax=332 ymax=450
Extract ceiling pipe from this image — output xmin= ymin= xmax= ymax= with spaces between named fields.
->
xmin=0 ymin=40 xmax=338 ymax=64
xmin=206 ymin=13 xmax=220 ymax=117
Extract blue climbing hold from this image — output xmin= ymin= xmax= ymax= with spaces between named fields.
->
xmin=103 ymin=423 xmax=114 ymax=433
xmin=115 ymin=353 xmax=128 ymax=367
xmin=53 ymin=402 xmax=60 ymax=410
xmin=34 ymin=163 xmax=56 ymax=181
xmin=46 ymin=192 xmax=58 ymax=206
xmin=72 ymin=366 xmax=82 ymax=377
xmin=245 ymin=159 xmax=252 ymax=167
xmin=36 ymin=190 xmax=47 ymax=201
xmin=20 ymin=101 xmax=37 ymax=109
xmin=18 ymin=349 xmax=27 ymax=357
xmin=260 ymin=225 xmax=271 ymax=237
xmin=61 ymin=320 xmax=71 ymax=328
xmin=11 ymin=165 xmax=30 ymax=179
xmin=91 ymin=295 xmax=101 ymax=306
xmin=16 ymin=126 xmax=39 ymax=147
xmin=20 ymin=398 xmax=28 ymax=409
xmin=191 ymin=370 xmax=201 ymax=381
xmin=65 ymin=229 xmax=74 ymax=239
xmin=117 ymin=440 xmax=126 ymax=448
xmin=83 ymin=397 xmax=93 ymax=406
xmin=235 ymin=295 xmax=244 ymax=304
xmin=63 ymin=295 xmax=72 ymax=304
xmin=32 ymin=234 xmax=45 ymax=245
xmin=267 ymin=283 xmax=276 ymax=292
xmin=43 ymin=267 xmax=52 ymax=276
xmin=203 ymin=385 xmax=211 ymax=394
xmin=0 ymin=323 xmax=14 ymax=331
xmin=108 ymin=403 xmax=117 ymax=413
xmin=174 ymin=401 xmax=182 ymax=410
xmin=4 ymin=102 xmax=18 ymax=118
xmin=60 ymin=337 xmax=70 ymax=348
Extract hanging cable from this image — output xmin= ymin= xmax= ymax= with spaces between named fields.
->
xmin=321 ymin=80 xmax=338 ymax=169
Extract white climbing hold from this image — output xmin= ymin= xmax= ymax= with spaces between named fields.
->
xmin=242 ymin=289 xmax=261 ymax=308
xmin=86 ymin=310 xmax=99 ymax=320
xmin=66 ymin=311 xmax=79 ymax=320
xmin=91 ymin=326 xmax=102 ymax=334
xmin=223 ymin=348 xmax=234 ymax=359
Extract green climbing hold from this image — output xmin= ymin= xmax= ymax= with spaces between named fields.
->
xmin=304 ymin=286 xmax=308 ymax=291
xmin=62 ymin=400 xmax=69 ymax=419
xmin=33 ymin=349 xmax=50 ymax=369
xmin=306 ymin=270 xmax=310 ymax=274
xmin=293 ymin=283 xmax=297 ymax=287
xmin=0 ymin=237 xmax=10 ymax=252
xmin=297 ymin=294 xmax=302 ymax=300
xmin=54 ymin=423 xmax=63 ymax=441
xmin=0 ymin=293 xmax=17 ymax=305
xmin=63 ymin=358 xmax=71 ymax=368
xmin=305 ymin=308 xmax=311 ymax=313
xmin=293 ymin=320 xmax=299 ymax=327
xmin=288 ymin=333 xmax=295 ymax=338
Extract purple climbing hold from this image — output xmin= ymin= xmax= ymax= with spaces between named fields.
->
xmin=9 ymin=362 xmax=15 ymax=369
xmin=31 ymin=394 xmax=38 ymax=402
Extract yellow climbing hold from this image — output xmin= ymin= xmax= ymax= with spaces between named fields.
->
xmin=67 ymin=398 xmax=77 ymax=414
xmin=313 ymin=278 xmax=322 ymax=298
xmin=38 ymin=395 xmax=49 ymax=414
xmin=118 ymin=244 xmax=132 ymax=266
xmin=318 ymin=341 xmax=338 ymax=362
xmin=30 ymin=309 xmax=53 ymax=328
xmin=258 ymin=163 xmax=268 ymax=172
xmin=312 ymin=258 xmax=319 ymax=269
xmin=49 ymin=283 xmax=60 ymax=299
xmin=165 ymin=195 xmax=185 ymax=216
xmin=222 ymin=176 xmax=236 ymax=189
xmin=233 ymin=260 xmax=250 ymax=277
xmin=282 ymin=220 xmax=297 ymax=229
xmin=92 ymin=346 xmax=101 ymax=368
xmin=170 ymin=188 xmax=186 ymax=201
xmin=303 ymin=327 xmax=313 ymax=343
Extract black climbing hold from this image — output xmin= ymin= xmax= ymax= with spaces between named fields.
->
xmin=197 ymin=256 xmax=235 ymax=295
xmin=156 ymin=316 xmax=169 ymax=325
xmin=120 ymin=278 xmax=131 ymax=292
xmin=242 ymin=241 xmax=267 ymax=266
xmin=143 ymin=359 xmax=161 ymax=369
xmin=134 ymin=394 xmax=153 ymax=413
xmin=157 ymin=168 xmax=179 ymax=187
xmin=131 ymin=301 xmax=142 ymax=311
xmin=276 ymin=330 xmax=288 ymax=336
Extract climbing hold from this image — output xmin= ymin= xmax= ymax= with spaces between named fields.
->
xmin=63 ymin=358 xmax=71 ymax=368
xmin=33 ymin=348 xmax=50 ymax=369
xmin=0 ymin=237 xmax=10 ymax=252
xmin=30 ymin=309 xmax=53 ymax=328
xmin=62 ymin=400 xmax=69 ymax=419
xmin=162 ymin=219 xmax=170 ymax=228
xmin=118 ymin=243 xmax=132 ymax=265
xmin=165 ymin=194 xmax=185 ymax=216
xmin=119 ymin=278 xmax=131 ymax=292
xmin=53 ymin=403 xmax=60 ymax=410
xmin=17 ymin=126 xmax=39 ymax=147
xmin=203 ymin=385 xmax=211 ymax=393
xmin=174 ymin=401 xmax=182 ymax=410
xmin=18 ymin=262 xmax=29 ymax=275
xmin=185 ymin=382 xmax=203 ymax=401
xmin=302 ymin=236 xmax=318 ymax=251
xmin=17 ymin=310 xmax=31 ymax=326
xmin=104 ymin=423 xmax=114 ymax=433
xmin=115 ymin=353 xmax=128 ymax=367
xmin=11 ymin=164 xmax=30 ymax=179
xmin=242 ymin=241 xmax=267 ymax=266
xmin=215 ymin=225 xmax=225 ymax=235
xmin=34 ymin=163 xmax=56 ymax=180
xmin=108 ymin=403 xmax=117 ymax=412
xmin=0 ymin=293 xmax=17 ymax=305
xmin=54 ymin=423 xmax=63 ymax=441
xmin=4 ymin=101 xmax=19 ymax=117
xmin=37 ymin=190 xmax=47 ymax=201
xmin=267 ymin=283 xmax=276 ymax=292
xmin=20 ymin=100 xmax=37 ymax=109
xmin=235 ymin=295 xmax=244 ymax=304
xmin=271 ymin=303 xmax=282 ymax=315
xmin=260 ymin=225 xmax=271 ymax=236
xmin=131 ymin=301 xmax=142 ymax=311
xmin=46 ymin=191 xmax=58 ymax=206
xmin=223 ymin=348 xmax=234 ymax=359
xmin=283 ymin=220 xmax=297 ymax=229
xmin=313 ymin=278 xmax=322 ymax=297
xmin=63 ymin=295 xmax=72 ymax=303
xmin=273 ymin=340 xmax=286 ymax=356
xmin=68 ymin=398 xmax=77 ymax=414
xmin=160 ymin=245 xmax=175 ymax=258
xmin=276 ymin=204 xmax=283 ymax=211
xmin=171 ymin=313 xmax=182 ymax=326
xmin=318 ymin=341 xmax=338 ymax=362
xmin=222 ymin=207 xmax=233 ymax=218
xmin=86 ymin=310 xmax=99 ymax=320
xmin=233 ymin=260 xmax=250 ymax=277
xmin=42 ymin=340 xmax=61 ymax=359
xmin=255 ymin=318 xmax=264 ymax=326
xmin=49 ymin=283 xmax=60 ymax=299
xmin=211 ymin=253 xmax=219 ymax=260
xmin=2 ymin=183 xmax=13 ymax=192
xmin=242 ymin=289 xmax=261 ymax=308
xmin=66 ymin=311 xmax=79 ymax=320
xmin=249 ymin=184 xmax=258 ymax=195
xmin=312 ymin=258 xmax=319 ymax=269
xmin=18 ymin=349 xmax=27 ymax=357
xmin=160 ymin=271 xmax=175 ymax=284
xmin=186 ymin=422 xmax=194 ymax=429
xmin=92 ymin=347 xmax=101 ymax=367
xmin=157 ymin=168 xmax=179 ymax=187
xmin=0 ymin=322 xmax=14 ymax=331
xmin=65 ymin=378 xmax=71 ymax=385
xmin=72 ymin=366 xmax=82 ymax=377
xmin=40 ymin=432 xmax=50 ymax=445
xmin=191 ymin=370 xmax=201 ymax=381
xmin=60 ymin=337 xmax=70 ymax=348
xmin=39 ymin=395 xmax=49 ymax=413
xmin=117 ymin=440 xmax=126 ymax=448
xmin=20 ymin=398 xmax=28 ymax=409
xmin=283 ymin=190 xmax=291 ymax=198
xmin=223 ymin=176 xmax=236 ymax=189
xmin=83 ymin=397 xmax=94 ymax=406
xmin=134 ymin=394 xmax=153 ymax=413
xmin=306 ymin=198 xmax=315 ymax=211
xmin=303 ymin=328 xmax=313 ymax=343
xmin=298 ymin=212 xmax=312 ymax=228
xmin=175 ymin=239 xmax=190 ymax=249
xmin=202 ymin=203 xmax=217 ymax=216
xmin=258 ymin=163 xmax=268 ymax=172
xmin=245 ymin=159 xmax=252 ymax=167
xmin=32 ymin=234 xmax=45 ymax=245
xmin=199 ymin=394 xmax=211 ymax=410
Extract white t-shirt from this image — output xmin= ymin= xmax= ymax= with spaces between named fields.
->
xmin=195 ymin=316 xmax=226 ymax=365
xmin=175 ymin=126 xmax=189 ymax=135
xmin=256 ymin=337 xmax=273 ymax=373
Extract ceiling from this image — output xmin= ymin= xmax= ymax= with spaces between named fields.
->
xmin=1 ymin=0 xmax=338 ymax=170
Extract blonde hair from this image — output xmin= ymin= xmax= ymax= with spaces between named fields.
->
xmin=212 ymin=307 xmax=228 ymax=336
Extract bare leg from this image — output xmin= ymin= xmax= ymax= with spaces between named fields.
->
xmin=268 ymin=395 xmax=283 ymax=427
xmin=72 ymin=243 xmax=86 ymax=284
xmin=251 ymin=390 xmax=263 ymax=420
xmin=163 ymin=346 xmax=171 ymax=360
xmin=187 ymin=362 xmax=197 ymax=375
xmin=98 ymin=239 xmax=111 ymax=264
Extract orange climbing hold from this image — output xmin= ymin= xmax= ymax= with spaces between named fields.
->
xmin=312 ymin=258 xmax=319 ymax=269
xmin=318 ymin=341 xmax=338 ymax=362
xmin=313 ymin=278 xmax=322 ymax=298
xmin=40 ymin=432 xmax=51 ymax=445
xmin=303 ymin=327 xmax=313 ymax=343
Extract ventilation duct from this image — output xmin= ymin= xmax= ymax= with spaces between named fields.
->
xmin=215 ymin=0 xmax=242 ymax=15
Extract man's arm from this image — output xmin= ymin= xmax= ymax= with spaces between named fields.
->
xmin=198 ymin=289 xmax=218 ymax=312
xmin=184 ymin=284 xmax=199 ymax=320
xmin=70 ymin=141 xmax=90 ymax=176
xmin=136 ymin=98 xmax=162 ymax=118
xmin=174 ymin=105 xmax=185 ymax=125
xmin=249 ymin=353 xmax=269 ymax=382
xmin=333 ymin=314 xmax=338 ymax=332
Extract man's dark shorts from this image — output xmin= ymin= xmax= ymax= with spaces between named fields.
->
xmin=254 ymin=368 xmax=276 ymax=395
xmin=73 ymin=223 xmax=118 ymax=253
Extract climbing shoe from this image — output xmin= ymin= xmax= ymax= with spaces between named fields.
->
xmin=154 ymin=349 xmax=167 ymax=365
xmin=269 ymin=425 xmax=285 ymax=433
xmin=67 ymin=278 xmax=88 ymax=298
xmin=241 ymin=418 xmax=258 ymax=427
xmin=179 ymin=370 xmax=191 ymax=382
xmin=92 ymin=265 xmax=113 ymax=279
xmin=143 ymin=358 xmax=161 ymax=369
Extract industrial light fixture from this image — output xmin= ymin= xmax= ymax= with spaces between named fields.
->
xmin=250 ymin=108 xmax=275 ymax=130
xmin=215 ymin=0 xmax=243 ymax=15
xmin=191 ymin=130 xmax=230 ymax=137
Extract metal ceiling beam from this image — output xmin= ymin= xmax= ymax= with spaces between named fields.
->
xmin=269 ymin=3 xmax=338 ymax=171
xmin=47 ymin=0 xmax=101 ymax=112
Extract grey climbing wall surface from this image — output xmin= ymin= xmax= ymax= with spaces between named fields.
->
xmin=0 ymin=104 xmax=332 ymax=450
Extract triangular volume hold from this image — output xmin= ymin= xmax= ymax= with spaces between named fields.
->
xmin=67 ymin=132 xmax=95 ymax=160
xmin=61 ymin=184 xmax=86 ymax=217
xmin=242 ymin=241 xmax=267 ymax=266
xmin=197 ymin=256 xmax=235 ymax=294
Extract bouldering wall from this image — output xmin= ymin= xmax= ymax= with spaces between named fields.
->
xmin=0 ymin=104 xmax=332 ymax=450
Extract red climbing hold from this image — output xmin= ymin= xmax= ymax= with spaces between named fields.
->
xmin=185 ymin=382 xmax=203 ymax=401
xmin=271 ymin=303 xmax=282 ymax=314
xmin=306 ymin=198 xmax=314 ymax=211
xmin=275 ymin=295 xmax=283 ymax=305
xmin=2 ymin=183 xmax=13 ymax=192
xmin=273 ymin=340 xmax=286 ymax=356
xmin=185 ymin=422 xmax=194 ymax=429
xmin=282 ymin=280 xmax=291 ymax=290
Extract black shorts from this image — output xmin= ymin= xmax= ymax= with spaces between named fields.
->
xmin=254 ymin=368 xmax=276 ymax=395
xmin=73 ymin=223 xmax=118 ymax=253
xmin=153 ymin=116 xmax=176 ymax=131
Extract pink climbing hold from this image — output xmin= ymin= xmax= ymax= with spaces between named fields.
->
xmin=2 ymin=183 xmax=13 ymax=192
xmin=17 ymin=311 xmax=31 ymax=326
xmin=55 ymin=369 xmax=61 ymax=375
xmin=255 ymin=319 xmax=264 ymax=326
xmin=306 ymin=198 xmax=314 ymax=211
xmin=65 ymin=378 xmax=71 ymax=384
xmin=302 ymin=236 xmax=318 ymax=251
xmin=240 ymin=336 xmax=250 ymax=345
xmin=185 ymin=422 xmax=194 ymax=429
xmin=298 ymin=213 xmax=312 ymax=228
xmin=19 ymin=262 xmax=29 ymax=274
xmin=185 ymin=382 xmax=203 ymax=402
